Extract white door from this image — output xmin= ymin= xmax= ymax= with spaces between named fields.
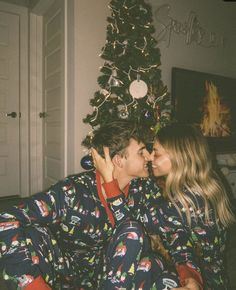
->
xmin=42 ymin=0 xmax=66 ymax=189
xmin=0 ymin=10 xmax=20 ymax=197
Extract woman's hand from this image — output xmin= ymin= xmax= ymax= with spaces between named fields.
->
xmin=173 ymin=278 xmax=201 ymax=290
xmin=91 ymin=147 xmax=114 ymax=183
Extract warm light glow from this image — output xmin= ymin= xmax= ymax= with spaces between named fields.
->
xmin=200 ymin=81 xmax=231 ymax=137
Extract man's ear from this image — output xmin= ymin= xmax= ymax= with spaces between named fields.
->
xmin=112 ymin=154 xmax=123 ymax=168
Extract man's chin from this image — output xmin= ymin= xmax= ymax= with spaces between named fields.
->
xmin=140 ymin=170 xmax=149 ymax=178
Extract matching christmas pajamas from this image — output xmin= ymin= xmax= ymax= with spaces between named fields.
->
xmin=0 ymin=170 xmax=227 ymax=289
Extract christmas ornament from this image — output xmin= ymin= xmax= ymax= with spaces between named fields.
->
xmin=147 ymin=94 xmax=156 ymax=104
xmin=109 ymin=77 xmax=121 ymax=87
xmin=140 ymin=109 xmax=155 ymax=126
xmin=80 ymin=155 xmax=94 ymax=170
xmin=117 ymin=105 xmax=129 ymax=119
xmin=129 ymin=78 xmax=148 ymax=99
xmin=108 ymin=68 xmax=122 ymax=87
xmin=144 ymin=110 xmax=152 ymax=119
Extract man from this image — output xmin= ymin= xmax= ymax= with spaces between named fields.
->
xmin=0 ymin=122 xmax=160 ymax=290
xmin=0 ymin=120 xmax=201 ymax=289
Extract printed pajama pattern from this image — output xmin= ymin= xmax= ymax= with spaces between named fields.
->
xmin=0 ymin=170 xmax=227 ymax=289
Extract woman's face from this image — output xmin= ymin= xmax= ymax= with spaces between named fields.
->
xmin=151 ymin=141 xmax=172 ymax=177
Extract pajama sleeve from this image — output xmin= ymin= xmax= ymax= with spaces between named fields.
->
xmin=102 ymin=179 xmax=131 ymax=223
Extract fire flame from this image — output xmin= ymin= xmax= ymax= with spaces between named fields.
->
xmin=200 ymin=80 xmax=231 ymax=137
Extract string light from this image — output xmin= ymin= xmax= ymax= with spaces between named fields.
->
xmin=90 ymin=92 xmax=111 ymax=123
xmin=146 ymin=91 xmax=168 ymax=108
xmin=140 ymin=6 xmax=148 ymax=14
xmin=134 ymin=36 xmax=147 ymax=52
xmin=126 ymin=64 xmax=159 ymax=81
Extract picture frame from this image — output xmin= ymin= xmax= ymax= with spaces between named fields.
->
xmin=171 ymin=67 xmax=236 ymax=153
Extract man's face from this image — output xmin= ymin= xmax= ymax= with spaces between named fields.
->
xmin=151 ymin=141 xmax=171 ymax=177
xmin=120 ymin=138 xmax=151 ymax=178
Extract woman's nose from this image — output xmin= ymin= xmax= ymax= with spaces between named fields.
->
xmin=143 ymin=149 xmax=154 ymax=161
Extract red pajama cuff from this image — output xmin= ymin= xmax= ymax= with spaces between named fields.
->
xmin=102 ymin=179 xmax=122 ymax=199
xmin=176 ymin=264 xmax=203 ymax=290
xmin=24 ymin=276 xmax=52 ymax=290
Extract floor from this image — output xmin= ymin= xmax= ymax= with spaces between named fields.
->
xmin=0 ymin=197 xmax=235 ymax=290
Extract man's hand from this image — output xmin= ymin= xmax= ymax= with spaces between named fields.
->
xmin=173 ymin=278 xmax=201 ymax=290
xmin=91 ymin=147 xmax=114 ymax=183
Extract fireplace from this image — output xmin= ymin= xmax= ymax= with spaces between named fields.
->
xmin=171 ymin=67 xmax=236 ymax=153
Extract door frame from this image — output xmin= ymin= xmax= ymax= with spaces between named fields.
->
xmin=29 ymin=12 xmax=43 ymax=195
xmin=29 ymin=0 xmax=73 ymax=193
xmin=0 ymin=1 xmax=29 ymax=197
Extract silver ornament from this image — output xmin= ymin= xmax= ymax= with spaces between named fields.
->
xmin=117 ymin=105 xmax=129 ymax=119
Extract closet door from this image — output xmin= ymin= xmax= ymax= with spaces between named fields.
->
xmin=42 ymin=0 xmax=66 ymax=189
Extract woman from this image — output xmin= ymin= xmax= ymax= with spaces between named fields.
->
xmin=151 ymin=123 xmax=235 ymax=289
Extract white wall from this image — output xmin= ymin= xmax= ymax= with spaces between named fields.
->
xmin=0 ymin=0 xmax=29 ymax=7
xmin=72 ymin=0 xmax=110 ymax=173
xmin=148 ymin=0 xmax=236 ymax=89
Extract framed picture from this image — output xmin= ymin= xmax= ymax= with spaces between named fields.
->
xmin=171 ymin=67 xmax=236 ymax=153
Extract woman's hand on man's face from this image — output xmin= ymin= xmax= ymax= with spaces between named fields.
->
xmin=91 ymin=147 xmax=114 ymax=183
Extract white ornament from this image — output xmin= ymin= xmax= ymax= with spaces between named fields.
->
xmin=129 ymin=79 xmax=148 ymax=99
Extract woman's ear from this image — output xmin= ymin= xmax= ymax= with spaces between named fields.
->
xmin=112 ymin=154 xmax=123 ymax=168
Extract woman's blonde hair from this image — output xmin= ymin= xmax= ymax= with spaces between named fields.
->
xmin=155 ymin=123 xmax=235 ymax=227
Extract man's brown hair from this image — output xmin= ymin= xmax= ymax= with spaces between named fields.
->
xmin=82 ymin=120 xmax=153 ymax=158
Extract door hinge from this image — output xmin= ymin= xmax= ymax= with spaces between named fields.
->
xmin=39 ymin=112 xmax=47 ymax=118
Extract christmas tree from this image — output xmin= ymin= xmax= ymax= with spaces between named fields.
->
xmin=83 ymin=0 xmax=170 ymax=147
